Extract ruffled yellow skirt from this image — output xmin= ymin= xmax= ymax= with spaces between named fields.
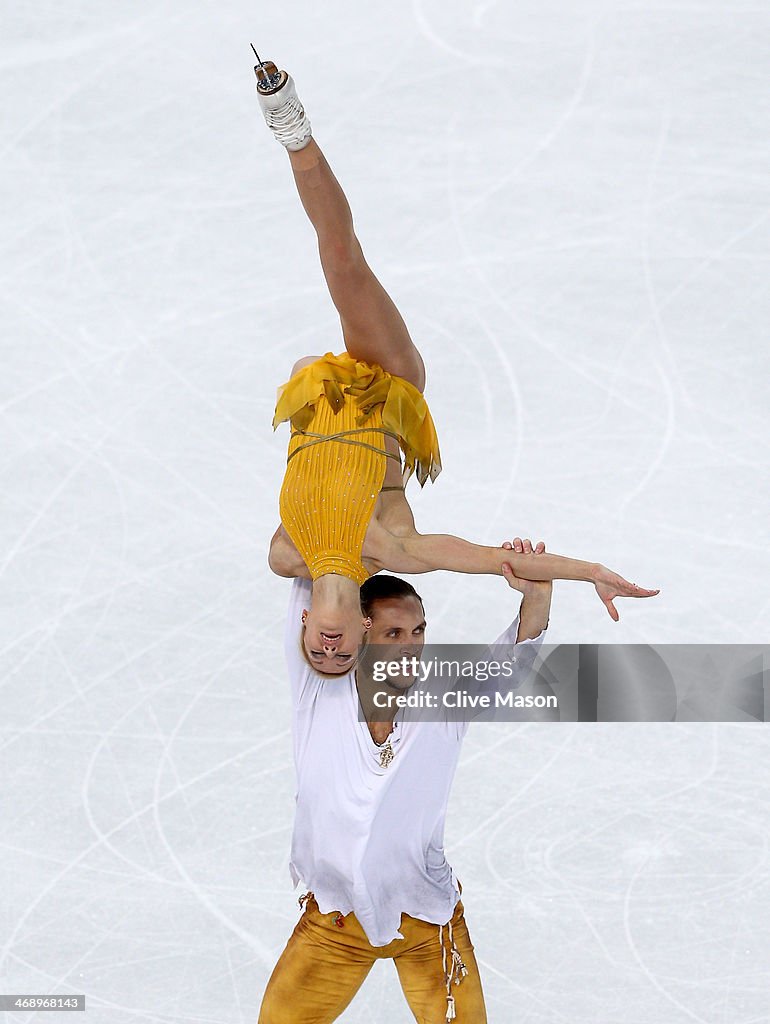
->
xmin=273 ymin=352 xmax=441 ymax=584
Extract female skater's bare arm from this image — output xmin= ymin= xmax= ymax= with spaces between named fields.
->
xmin=268 ymin=525 xmax=311 ymax=579
xmin=380 ymin=532 xmax=659 ymax=621
xmin=392 ymin=533 xmax=595 ymax=580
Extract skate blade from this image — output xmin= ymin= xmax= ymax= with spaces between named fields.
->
xmin=255 ymin=62 xmax=287 ymax=95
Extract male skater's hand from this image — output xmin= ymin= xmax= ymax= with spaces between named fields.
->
xmin=500 ymin=537 xmax=551 ymax=598
xmin=501 ymin=537 xmax=552 ymax=640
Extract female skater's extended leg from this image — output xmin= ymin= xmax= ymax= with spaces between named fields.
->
xmin=287 ymin=139 xmax=426 ymax=392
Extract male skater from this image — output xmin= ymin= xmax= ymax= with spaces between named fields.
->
xmin=260 ymin=537 xmax=552 ymax=1023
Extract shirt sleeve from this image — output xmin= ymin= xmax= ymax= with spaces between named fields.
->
xmin=284 ymin=578 xmax=324 ymax=707
xmin=455 ymin=614 xmax=547 ymax=735
xmin=485 ymin=614 xmax=546 ymax=664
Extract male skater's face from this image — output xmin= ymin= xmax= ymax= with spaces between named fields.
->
xmin=357 ymin=594 xmax=427 ymax=697
xmin=366 ymin=595 xmax=426 ymax=657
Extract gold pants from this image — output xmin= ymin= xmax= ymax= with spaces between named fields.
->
xmin=258 ymin=894 xmax=488 ymax=1024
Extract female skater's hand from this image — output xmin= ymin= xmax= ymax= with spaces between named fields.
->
xmin=500 ymin=537 xmax=550 ymax=596
xmin=592 ymin=564 xmax=660 ymax=621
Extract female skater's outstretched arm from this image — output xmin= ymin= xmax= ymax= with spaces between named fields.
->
xmin=270 ymin=518 xmax=657 ymax=621
xmin=361 ymin=520 xmax=657 ymax=621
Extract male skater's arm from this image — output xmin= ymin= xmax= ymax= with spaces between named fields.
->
xmin=457 ymin=539 xmax=551 ymax=727
xmin=486 ymin=539 xmax=551 ymax=653
xmin=515 ymin=582 xmax=552 ymax=642
xmin=283 ymin=574 xmax=323 ymax=706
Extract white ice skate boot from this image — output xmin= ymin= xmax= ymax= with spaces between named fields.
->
xmin=252 ymin=48 xmax=312 ymax=152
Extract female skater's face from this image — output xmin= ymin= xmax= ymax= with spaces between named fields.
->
xmin=301 ymin=606 xmax=369 ymax=674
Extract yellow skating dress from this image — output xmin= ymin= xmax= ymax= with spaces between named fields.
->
xmin=273 ymin=352 xmax=441 ymax=585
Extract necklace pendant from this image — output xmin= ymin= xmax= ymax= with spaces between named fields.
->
xmin=379 ymin=740 xmax=395 ymax=769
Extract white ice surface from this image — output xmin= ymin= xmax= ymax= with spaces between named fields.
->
xmin=1 ymin=1 xmax=769 ymax=1022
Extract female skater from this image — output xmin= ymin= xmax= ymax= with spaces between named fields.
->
xmin=255 ymin=56 xmax=659 ymax=674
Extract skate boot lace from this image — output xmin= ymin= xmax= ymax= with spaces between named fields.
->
xmin=263 ymin=89 xmax=311 ymax=148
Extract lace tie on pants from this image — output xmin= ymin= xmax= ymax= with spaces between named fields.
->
xmin=438 ymin=919 xmax=469 ymax=1021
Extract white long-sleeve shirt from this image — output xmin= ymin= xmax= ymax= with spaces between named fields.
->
xmin=284 ymin=578 xmax=545 ymax=946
